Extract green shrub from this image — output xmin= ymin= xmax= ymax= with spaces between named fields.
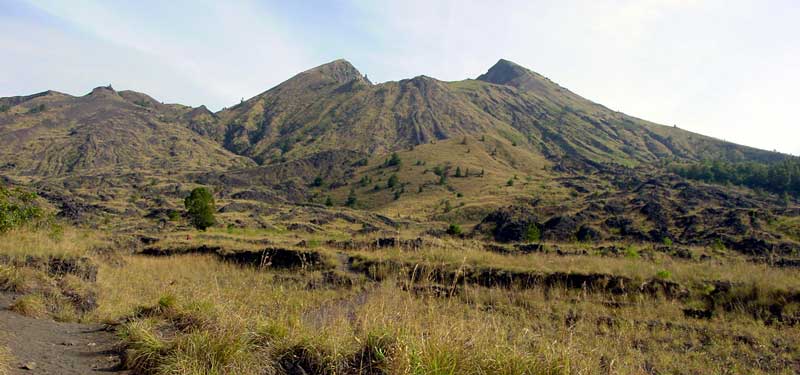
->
xmin=524 ymin=224 xmax=541 ymax=242
xmin=662 ymin=237 xmax=673 ymax=247
xmin=158 ymin=294 xmax=177 ymax=310
xmin=167 ymin=210 xmax=181 ymax=221
xmin=184 ymin=187 xmax=216 ymax=231
xmin=345 ymin=189 xmax=357 ymax=207
xmin=446 ymin=224 xmax=462 ymax=236
xmin=0 ymin=187 xmax=44 ymax=232
xmin=624 ymin=245 xmax=640 ymax=259
xmin=385 ymin=153 xmax=401 ymax=168
xmin=656 ymin=270 xmax=672 ymax=279
xmin=711 ymin=238 xmax=726 ymax=252
xmin=387 ymin=174 xmax=399 ymax=188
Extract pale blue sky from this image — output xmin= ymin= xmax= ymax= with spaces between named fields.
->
xmin=1 ymin=0 xmax=798 ymax=154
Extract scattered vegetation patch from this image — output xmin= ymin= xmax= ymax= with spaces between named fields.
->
xmin=671 ymin=158 xmax=800 ymax=197
xmin=0 ymin=186 xmax=44 ymax=232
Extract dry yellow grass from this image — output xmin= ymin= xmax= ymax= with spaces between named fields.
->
xmin=0 ymin=225 xmax=105 ymax=259
xmin=0 ymin=344 xmax=10 ymax=375
xmin=348 ymin=238 xmax=800 ymax=291
xmin=88 ymin=252 xmax=798 ymax=374
xmin=2 ymin=223 xmax=798 ymax=374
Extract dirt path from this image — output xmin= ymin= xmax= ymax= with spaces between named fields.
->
xmin=0 ymin=293 xmax=127 ymax=374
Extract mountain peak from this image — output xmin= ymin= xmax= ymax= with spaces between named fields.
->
xmin=88 ymin=85 xmax=118 ymax=97
xmin=477 ymin=59 xmax=530 ymax=86
xmin=305 ymin=59 xmax=369 ymax=85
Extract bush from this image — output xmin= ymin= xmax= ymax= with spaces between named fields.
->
xmin=184 ymin=188 xmax=216 ymax=231
xmin=446 ymin=224 xmax=462 ymax=236
xmin=656 ymin=270 xmax=672 ymax=280
xmin=385 ymin=153 xmax=402 ymax=168
xmin=387 ymin=174 xmax=399 ymax=188
xmin=0 ymin=187 xmax=44 ymax=233
xmin=711 ymin=238 xmax=727 ymax=252
xmin=523 ymin=224 xmax=541 ymax=242
xmin=345 ymin=189 xmax=357 ymax=207
xmin=624 ymin=245 xmax=640 ymax=259
xmin=167 ymin=210 xmax=181 ymax=221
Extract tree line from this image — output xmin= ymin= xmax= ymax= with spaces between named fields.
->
xmin=669 ymin=158 xmax=800 ymax=197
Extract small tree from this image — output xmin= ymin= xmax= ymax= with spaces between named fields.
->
xmin=524 ymin=224 xmax=541 ymax=242
xmin=387 ymin=174 xmax=399 ymax=188
xmin=325 ymin=196 xmax=333 ymax=207
xmin=446 ymin=223 xmax=462 ymax=236
xmin=312 ymin=176 xmax=324 ymax=187
xmin=385 ymin=153 xmax=402 ymax=168
xmin=345 ymin=189 xmax=357 ymax=207
xmin=455 ymin=167 xmax=462 ymax=178
xmin=184 ymin=187 xmax=216 ymax=230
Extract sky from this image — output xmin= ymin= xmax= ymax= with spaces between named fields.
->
xmin=1 ymin=0 xmax=798 ymax=155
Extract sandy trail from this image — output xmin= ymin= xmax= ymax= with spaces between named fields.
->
xmin=0 ymin=293 xmax=127 ymax=374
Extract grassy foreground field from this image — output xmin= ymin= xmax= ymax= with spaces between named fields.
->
xmin=1 ymin=225 xmax=799 ymax=374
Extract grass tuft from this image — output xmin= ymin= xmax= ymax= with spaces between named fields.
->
xmin=10 ymin=294 xmax=48 ymax=318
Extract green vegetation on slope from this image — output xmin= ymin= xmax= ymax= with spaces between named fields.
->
xmin=671 ymin=158 xmax=800 ymax=197
xmin=0 ymin=186 xmax=43 ymax=232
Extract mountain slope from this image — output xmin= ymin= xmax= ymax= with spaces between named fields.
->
xmin=0 ymin=87 xmax=254 ymax=178
xmin=212 ymin=59 xmax=785 ymax=167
